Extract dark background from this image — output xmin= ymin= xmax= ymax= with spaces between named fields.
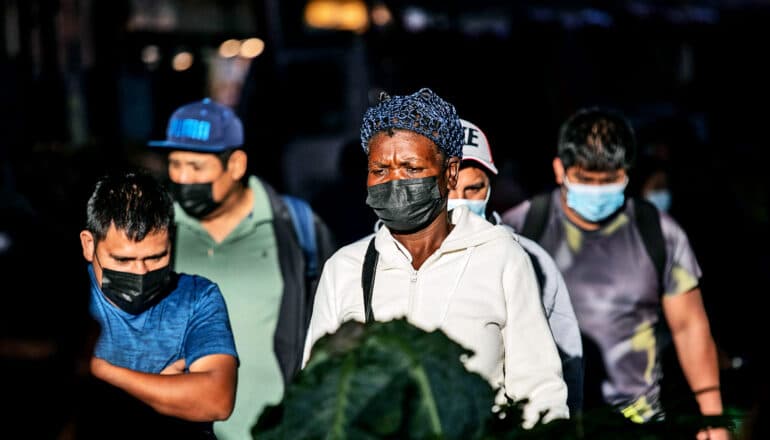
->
xmin=2 ymin=0 xmax=768 ymax=422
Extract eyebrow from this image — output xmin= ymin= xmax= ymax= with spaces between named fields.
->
xmin=170 ymin=158 xmax=207 ymax=166
xmin=369 ymin=157 xmax=427 ymax=167
xmin=397 ymin=160 xmax=425 ymax=168
xmin=573 ymin=170 xmax=622 ymax=179
xmin=396 ymin=155 xmax=424 ymax=163
xmin=110 ymin=248 xmax=169 ymax=261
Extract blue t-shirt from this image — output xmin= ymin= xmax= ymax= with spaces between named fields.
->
xmin=88 ymin=265 xmax=239 ymax=372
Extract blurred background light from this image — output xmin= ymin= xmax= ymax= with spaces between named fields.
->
xmin=371 ymin=3 xmax=392 ymax=27
xmin=141 ymin=45 xmax=160 ymax=65
xmin=304 ymin=0 xmax=369 ymax=32
xmin=239 ymin=38 xmax=265 ymax=58
xmin=402 ymin=7 xmax=429 ymax=32
xmin=172 ymin=51 xmax=194 ymax=71
xmin=218 ymin=39 xmax=241 ymax=58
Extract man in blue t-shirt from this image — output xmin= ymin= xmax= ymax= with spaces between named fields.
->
xmin=79 ymin=171 xmax=238 ymax=427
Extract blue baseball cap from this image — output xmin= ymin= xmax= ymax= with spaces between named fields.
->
xmin=148 ymin=98 xmax=243 ymax=152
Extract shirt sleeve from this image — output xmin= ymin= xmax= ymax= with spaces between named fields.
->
xmin=183 ymin=281 xmax=239 ymax=368
xmin=660 ymin=212 xmax=703 ymax=297
xmin=501 ymin=240 xmax=570 ymax=428
xmin=501 ymin=200 xmax=531 ymax=232
xmin=302 ymin=255 xmax=342 ymax=367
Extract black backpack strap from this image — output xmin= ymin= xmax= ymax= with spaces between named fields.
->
xmin=633 ymin=197 xmax=666 ymax=291
xmin=521 ymin=193 xmax=552 ymax=244
xmin=168 ymin=222 xmax=177 ymax=271
xmin=261 ymin=178 xmax=309 ymax=385
xmin=361 ymin=237 xmax=378 ymax=324
xmin=281 ymin=194 xmax=319 ymax=279
xmin=634 ymin=198 xmax=673 ymax=387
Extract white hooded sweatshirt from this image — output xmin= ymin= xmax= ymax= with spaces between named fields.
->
xmin=303 ymin=205 xmax=569 ymax=427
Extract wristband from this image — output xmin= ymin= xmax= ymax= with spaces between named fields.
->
xmin=693 ymin=385 xmax=720 ymax=396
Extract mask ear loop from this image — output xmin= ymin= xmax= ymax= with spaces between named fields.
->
xmin=93 ymin=249 xmax=104 ymax=272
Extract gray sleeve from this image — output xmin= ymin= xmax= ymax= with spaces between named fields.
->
xmin=515 ymin=233 xmax=584 ymax=414
xmin=659 ymin=211 xmax=702 ymax=296
xmin=500 ymin=200 xmax=531 ymax=232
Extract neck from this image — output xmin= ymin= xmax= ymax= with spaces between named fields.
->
xmin=391 ymin=210 xmax=453 ymax=270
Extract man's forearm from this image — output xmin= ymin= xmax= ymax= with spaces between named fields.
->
xmin=90 ymin=355 xmax=237 ymax=421
xmin=672 ymin=325 xmax=723 ymax=416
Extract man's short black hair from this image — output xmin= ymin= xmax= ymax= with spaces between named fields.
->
xmin=85 ymin=170 xmax=174 ymax=243
xmin=557 ymin=107 xmax=636 ymax=172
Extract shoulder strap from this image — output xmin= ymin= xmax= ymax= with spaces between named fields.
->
xmin=281 ymin=195 xmax=319 ymax=279
xmin=520 ymin=193 xmax=552 ymax=244
xmin=361 ymin=237 xmax=378 ymax=324
xmin=261 ymin=179 xmax=309 ymax=384
xmin=633 ymin=197 xmax=666 ymax=291
xmin=168 ymin=222 xmax=178 ymax=271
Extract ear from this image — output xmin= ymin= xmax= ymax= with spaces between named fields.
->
xmin=446 ymin=157 xmax=461 ymax=191
xmin=227 ymin=150 xmax=248 ymax=181
xmin=80 ymin=230 xmax=95 ymax=262
xmin=552 ymin=157 xmax=566 ymax=185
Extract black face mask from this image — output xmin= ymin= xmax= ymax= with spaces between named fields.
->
xmin=100 ymin=265 xmax=172 ymax=315
xmin=365 ymin=176 xmax=446 ymax=233
xmin=169 ymin=182 xmax=220 ymax=219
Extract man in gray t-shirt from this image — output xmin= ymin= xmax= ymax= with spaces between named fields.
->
xmin=504 ymin=191 xmax=699 ymax=416
xmin=502 ymin=107 xmax=727 ymax=439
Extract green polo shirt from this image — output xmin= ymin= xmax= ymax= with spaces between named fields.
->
xmin=173 ymin=176 xmax=284 ymax=440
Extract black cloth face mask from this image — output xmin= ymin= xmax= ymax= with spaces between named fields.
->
xmin=169 ymin=181 xmax=220 ymax=219
xmin=366 ymin=176 xmax=446 ymax=233
xmin=100 ymin=265 xmax=172 ymax=315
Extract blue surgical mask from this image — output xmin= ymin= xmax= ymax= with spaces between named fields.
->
xmin=448 ymin=187 xmax=491 ymax=218
xmin=645 ymin=189 xmax=671 ymax=212
xmin=564 ymin=176 xmax=628 ymax=222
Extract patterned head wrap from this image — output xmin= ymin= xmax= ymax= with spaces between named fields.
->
xmin=360 ymin=88 xmax=464 ymax=159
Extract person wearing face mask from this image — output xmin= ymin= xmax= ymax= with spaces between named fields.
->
xmin=501 ymin=107 xmax=728 ymax=439
xmin=79 ymin=171 xmax=238 ymax=434
xmin=302 ymin=88 xmax=569 ymax=429
xmin=148 ymin=97 xmax=337 ymax=440
xmin=448 ymin=118 xmax=583 ymax=416
xmin=634 ymin=154 xmax=673 ymax=213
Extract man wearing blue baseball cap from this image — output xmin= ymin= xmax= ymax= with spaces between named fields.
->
xmin=149 ymin=98 xmax=337 ymax=440
xmin=303 ymin=88 xmax=569 ymax=429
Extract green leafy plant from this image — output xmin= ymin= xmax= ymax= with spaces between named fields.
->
xmin=252 ymin=318 xmax=734 ymax=440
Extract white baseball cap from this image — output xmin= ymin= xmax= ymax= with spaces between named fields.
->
xmin=460 ymin=118 xmax=498 ymax=175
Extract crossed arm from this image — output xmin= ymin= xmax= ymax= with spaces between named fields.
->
xmin=90 ymin=353 xmax=238 ymax=422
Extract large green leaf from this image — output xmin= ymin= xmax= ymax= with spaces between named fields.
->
xmin=252 ymin=318 xmax=500 ymax=439
xmin=250 ymin=318 xmax=736 ymax=439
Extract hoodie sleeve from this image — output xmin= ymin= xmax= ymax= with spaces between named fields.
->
xmin=501 ymin=239 xmax=570 ymax=428
xmin=302 ymin=254 xmax=342 ymax=368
